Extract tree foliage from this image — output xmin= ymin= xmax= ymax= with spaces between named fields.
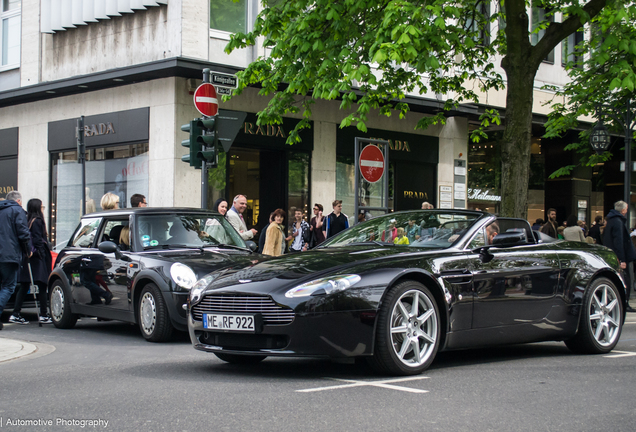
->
xmin=225 ymin=0 xmax=613 ymax=217
xmin=544 ymin=3 xmax=636 ymax=178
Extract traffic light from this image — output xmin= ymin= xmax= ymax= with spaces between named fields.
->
xmin=195 ymin=117 xmax=218 ymax=168
xmin=181 ymin=119 xmax=203 ymax=168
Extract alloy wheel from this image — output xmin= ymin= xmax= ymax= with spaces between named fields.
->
xmin=589 ymin=283 xmax=621 ymax=347
xmin=51 ymin=286 xmax=65 ymax=322
xmin=140 ymin=292 xmax=157 ymax=335
xmin=390 ymin=289 xmax=438 ymax=367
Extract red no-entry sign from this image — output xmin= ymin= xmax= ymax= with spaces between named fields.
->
xmin=359 ymin=144 xmax=385 ymax=183
xmin=193 ymin=83 xmax=218 ymax=117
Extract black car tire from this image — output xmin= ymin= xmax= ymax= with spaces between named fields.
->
xmin=49 ymin=280 xmax=78 ymax=329
xmin=368 ymin=280 xmax=441 ymax=376
xmin=565 ymin=277 xmax=623 ymax=354
xmin=214 ymin=353 xmax=267 ymax=364
xmin=138 ymin=284 xmax=173 ymax=342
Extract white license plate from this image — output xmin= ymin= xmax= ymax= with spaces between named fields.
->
xmin=203 ymin=314 xmax=255 ymax=332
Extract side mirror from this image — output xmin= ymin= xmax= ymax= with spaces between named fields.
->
xmin=98 ymin=241 xmax=132 ymax=262
xmin=245 ymin=240 xmax=258 ymax=252
xmin=472 ymin=246 xmax=494 ymax=264
xmin=491 ymin=232 xmax=527 ymax=248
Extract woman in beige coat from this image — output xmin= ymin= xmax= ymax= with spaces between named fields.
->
xmin=563 ymin=214 xmax=585 ymax=242
xmin=263 ymin=209 xmax=286 ymax=256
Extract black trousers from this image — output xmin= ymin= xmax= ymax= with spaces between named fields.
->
xmin=12 ymin=281 xmax=48 ymax=316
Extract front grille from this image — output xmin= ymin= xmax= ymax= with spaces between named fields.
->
xmin=192 ymin=294 xmax=295 ymax=325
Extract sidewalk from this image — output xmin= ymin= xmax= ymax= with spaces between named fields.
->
xmin=0 ymin=337 xmax=40 ymax=363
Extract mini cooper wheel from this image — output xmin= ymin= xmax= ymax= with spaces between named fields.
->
xmin=369 ymin=280 xmax=441 ymax=375
xmin=138 ymin=284 xmax=173 ymax=342
xmin=565 ymin=277 xmax=623 ymax=354
xmin=214 ymin=353 xmax=267 ymax=364
xmin=49 ymin=280 xmax=78 ymax=329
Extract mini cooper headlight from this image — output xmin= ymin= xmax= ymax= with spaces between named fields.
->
xmin=190 ymin=274 xmax=216 ymax=304
xmin=170 ymin=263 xmax=197 ymax=290
xmin=285 ymin=275 xmax=361 ymax=298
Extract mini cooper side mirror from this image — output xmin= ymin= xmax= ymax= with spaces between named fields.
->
xmin=98 ymin=241 xmax=132 ymax=262
xmin=245 ymin=240 xmax=258 ymax=252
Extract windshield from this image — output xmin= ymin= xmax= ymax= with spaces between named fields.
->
xmin=321 ymin=211 xmax=482 ymax=250
xmin=136 ymin=214 xmax=246 ymax=250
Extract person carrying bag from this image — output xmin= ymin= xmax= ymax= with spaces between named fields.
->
xmin=9 ymin=199 xmax=53 ymax=325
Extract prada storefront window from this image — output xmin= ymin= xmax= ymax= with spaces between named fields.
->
xmin=50 ymin=143 xmax=149 ymax=247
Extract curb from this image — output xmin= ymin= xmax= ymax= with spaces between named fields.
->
xmin=0 ymin=337 xmax=55 ymax=363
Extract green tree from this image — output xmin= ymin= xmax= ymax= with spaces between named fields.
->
xmin=226 ymin=0 xmax=612 ymax=218
xmin=544 ymin=4 xmax=636 ymax=177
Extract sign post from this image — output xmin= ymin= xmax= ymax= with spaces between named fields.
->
xmin=354 ymin=137 xmax=390 ymax=225
xmin=76 ymin=115 xmax=86 ymax=216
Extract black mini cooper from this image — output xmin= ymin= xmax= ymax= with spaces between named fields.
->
xmin=49 ymin=208 xmax=256 ymax=341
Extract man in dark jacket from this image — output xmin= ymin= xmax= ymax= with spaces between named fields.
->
xmin=603 ymin=200 xmax=636 ymax=312
xmin=588 ymin=215 xmax=604 ymax=245
xmin=0 ymin=191 xmax=31 ymax=330
xmin=540 ymin=208 xmax=558 ymax=238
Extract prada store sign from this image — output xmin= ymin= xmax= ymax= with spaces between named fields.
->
xmin=0 ymin=127 xmax=18 ymax=199
xmin=48 ymin=107 xmax=149 ymax=152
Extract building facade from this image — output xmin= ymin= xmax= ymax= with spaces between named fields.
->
xmin=0 ymin=0 xmax=630 ymax=245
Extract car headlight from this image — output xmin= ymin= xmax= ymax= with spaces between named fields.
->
xmin=285 ymin=275 xmax=361 ymax=298
xmin=170 ymin=263 xmax=197 ymax=290
xmin=190 ymin=274 xmax=216 ymax=304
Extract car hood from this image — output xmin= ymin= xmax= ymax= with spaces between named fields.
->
xmin=202 ymin=246 xmax=410 ymax=295
xmin=143 ymin=248 xmax=259 ymax=278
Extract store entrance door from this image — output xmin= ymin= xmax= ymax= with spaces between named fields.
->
xmin=228 ymin=148 xmax=287 ymax=239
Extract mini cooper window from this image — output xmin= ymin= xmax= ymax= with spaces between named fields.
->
xmin=70 ymin=218 xmax=102 ymax=248
xmin=136 ymin=214 xmax=246 ymax=250
xmin=322 ymin=211 xmax=482 ymax=249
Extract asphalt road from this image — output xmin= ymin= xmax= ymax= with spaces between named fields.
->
xmin=1 ymin=311 xmax=635 ymax=432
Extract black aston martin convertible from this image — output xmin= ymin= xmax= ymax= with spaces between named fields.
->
xmin=187 ymin=210 xmax=626 ymax=375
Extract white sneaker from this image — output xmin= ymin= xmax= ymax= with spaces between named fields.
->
xmin=9 ymin=314 xmax=29 ymax=325
xmin=39 ymin=315 xmax=53 ymax=324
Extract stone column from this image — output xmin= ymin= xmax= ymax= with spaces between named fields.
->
xmin=311 ymin=121 xmax=337 ymax=210
xmin=438 ymin=117 xmax=468 ymax=208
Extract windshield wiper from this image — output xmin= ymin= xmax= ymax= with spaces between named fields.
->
xmin=203 ymin=243 xmax=253 ymax=253
xmin=338 ymin=241 xmax=395 ymax=247
xmin=143 ymin=244 xmax=197 ymax=251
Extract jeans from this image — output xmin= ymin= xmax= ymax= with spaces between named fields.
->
xmin=0 ymin=262 xmax=20 ymax=315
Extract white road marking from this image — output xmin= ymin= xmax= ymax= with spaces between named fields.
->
xmin=297 ymin=376 xmax=430 ymax=393
xmin=604 ymin=350 xmax=636 ymax=358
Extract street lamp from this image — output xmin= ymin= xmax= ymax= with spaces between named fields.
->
xmin=589 ymin=118 xmax=611 ymax=155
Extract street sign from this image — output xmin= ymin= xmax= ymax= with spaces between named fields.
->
xmin=193 ymin=83 xmax=218 ymax=117
xmin=359 ymin=144 xmax=385 ymax=183
xmin=211 ymin=72 xmax=238 ymax=89
xmin=215 ymin=86 xmax=233 ymax=96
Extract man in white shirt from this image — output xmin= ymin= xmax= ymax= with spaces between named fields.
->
xmin=226 ymin=194 xmax=258 ymax=241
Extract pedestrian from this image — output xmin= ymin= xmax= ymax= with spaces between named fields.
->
xmin=130 ymin=194 xmax=147 ymax=207
xmin=100 ymin=192 xmax=120 ymax=210
xmin=323 ymin=200 xmax=349 ymax=239
xmin=0 ymin=191 xmax=32 ymax=331
xmin=309 ymin=203 xmax=325 ymax=248
xmin=421 ymin=202 xmax=433 ymax=210
xmin=531 ymin=218 xmax=544 ymax=230
xmin=263 ymin=209 xmax=286 ymax=257
xmin=603 ymin=200 xmax=636 ymax=312
xmin=394 ymin=227 xmax=409 ymax=245
xmin=213 ymin=198 xmax=228 ymax=217
xmin=10 ymin=199 xmax=54 ymax=325
xmin=563 ymin=214 xmax=585 ymax=242
xmin=289 ymin=209 xmax=310 ymax=252
xmin=557 ymin=226 xmax=565 ymax=240
xmin=226 ymin=195 xmax=258 ymax=241
xmin=258 ymin=212 xmax=275 ymax=253
xmin=540 ymin=208 xmax=558 ymax=238
xmin=588 ymin=215 xmax=604 ymax=245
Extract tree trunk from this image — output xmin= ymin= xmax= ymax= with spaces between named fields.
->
xmin=499 ymin=67 xmax=536 ymax=219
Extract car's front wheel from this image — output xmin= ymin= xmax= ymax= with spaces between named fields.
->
xmin=565 ymin=277 xmax=623 ymax=354
xmin=214 ymin=353 xmax=267 ymax=364
xmin=137 ymin=284 xmax=173 ymax=342
xmin=369 ymin=280 xmax=441 ymax=375
xmin=49 ymin=280 xmax=78 ymax=329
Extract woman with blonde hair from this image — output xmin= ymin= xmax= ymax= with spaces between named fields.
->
xmin=263 ymin=209 xmax=286 ymax=256
xmin=100 ymin=192 xmax=120 ymax=210
xmin=119 ymin=226 xmax=130 ymax=250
